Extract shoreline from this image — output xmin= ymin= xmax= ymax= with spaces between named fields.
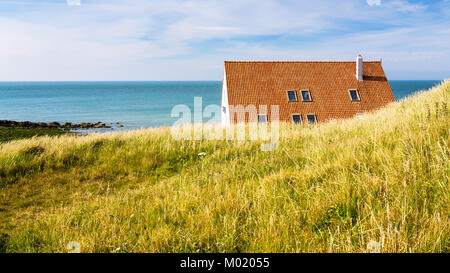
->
xmin=0 ymin=120 xmax=120 ymax=142
xmin=0 ymin=120 xmax=112 ymax=130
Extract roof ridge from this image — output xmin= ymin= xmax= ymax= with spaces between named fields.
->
xmin=224 ymin=61 xmax=381 ymax=63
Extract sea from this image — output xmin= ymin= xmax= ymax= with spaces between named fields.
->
xmin=0 ymin=80 xmax=442 ymax=130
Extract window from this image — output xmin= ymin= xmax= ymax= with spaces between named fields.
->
xmin=292 ymin=114 xmax=302 ymax=124
xmin=286 ymin=90 xmax=298 ymax=102
xmin=306 ymin=114 xmax=317 ymax=124
xmin=349 ymin=89 xmax=360 ymax=101
xmin=258 ymin=115 xmax=267 ymax=123
xmin=301 ymin=90 xmax=312 ymax=102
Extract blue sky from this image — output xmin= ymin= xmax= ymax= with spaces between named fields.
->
xmin=0 ymin=0 xmax=449 ymax=80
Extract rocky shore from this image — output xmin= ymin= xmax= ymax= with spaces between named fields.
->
xmin=0 ymin=120 xmax=111 ymax=130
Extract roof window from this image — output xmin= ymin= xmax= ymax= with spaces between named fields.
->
xmin=349 ymin=89 xmax=360 ymax=102
xmin=301 ymin=90 xmax=312 ymax=102
xmin=306 ymin=114 xmax=317 ymax=124
xmin=292 ymin=114 xmax=302 ymax=124
xmin=286 ymin=90 xmax=298 ymax=102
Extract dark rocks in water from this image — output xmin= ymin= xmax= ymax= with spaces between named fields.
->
xmin=48 ymin=122 xmax=61 ymax=128
xmin=18 ymin=121 xmax=37 ymax=128
xmin=0 ymin=120 xmax=20 ymax=127
xmin=63 ymin=122 xmax=72 ymax=128
xmin=0 ymin=120 xmax=111 ymax=129
xmin=93 ymin=122 xmax=106 ymax=128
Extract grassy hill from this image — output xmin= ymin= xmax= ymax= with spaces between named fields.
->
xmin=0 ymin=82 xmax=448 ymax=253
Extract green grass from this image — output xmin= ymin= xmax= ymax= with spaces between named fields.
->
xmin=0 ymin=82 xmax=448 ymax=253
xmin=0 ymin=127 xmax=68 ymax=143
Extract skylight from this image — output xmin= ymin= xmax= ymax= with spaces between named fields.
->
xmin=349 ymin=89 xmax=360 ymax=102
xmin=306 ymin=114 xmax=317 ymax=124
xmin=292 ymin=114 xmax=302 ymax=124
xmin=301 ymin=90 xmax=312 ymax=102
xmin=286 ymin=90 xmax=298 ymax=102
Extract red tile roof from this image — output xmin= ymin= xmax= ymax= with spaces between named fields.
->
xmin=224 ymin=61 xmax=395 ymax=123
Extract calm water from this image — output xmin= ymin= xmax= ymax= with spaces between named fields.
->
xmin=0 ymin=80 xmax=442 ymax=129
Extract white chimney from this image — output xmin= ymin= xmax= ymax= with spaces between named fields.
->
xmin=356 ymin=55 xmax=363 ymax=81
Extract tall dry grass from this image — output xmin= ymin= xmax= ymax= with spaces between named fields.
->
xmin=0 ymin=81 xmax=448 ymax=253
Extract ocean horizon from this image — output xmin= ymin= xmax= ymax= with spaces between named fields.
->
xmin=0 ymin=80 xmax=443 ymax=130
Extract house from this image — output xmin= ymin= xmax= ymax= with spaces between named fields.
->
xmin=221 ymin=55 xmax=395 ymax=126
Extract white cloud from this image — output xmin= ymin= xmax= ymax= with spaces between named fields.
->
xmin=387 ymin=0 xmax=427 ymax=12
xmin=366 ymin=0 xmax=428 ymax=12
xmin=367 ymin=0 xmax=381 ymax=6
xmin=67 ymin=0 xmax=81 ymax=6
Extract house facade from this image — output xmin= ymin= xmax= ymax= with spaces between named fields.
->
xmin=221 ymin=55 xmax=395 ymax=126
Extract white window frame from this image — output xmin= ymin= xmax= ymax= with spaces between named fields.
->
xmin=286 ymin=90 xmax=298 ymax=102
xmin=301 ymin=90 xmax=312 ymax=102
xmin=291 ymin=114 xmax=302 ymax=124
xmin=348 ymin=89 xmax=361 ymax=102
xmin=306 ymin=114 xmax=317 ymax=124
